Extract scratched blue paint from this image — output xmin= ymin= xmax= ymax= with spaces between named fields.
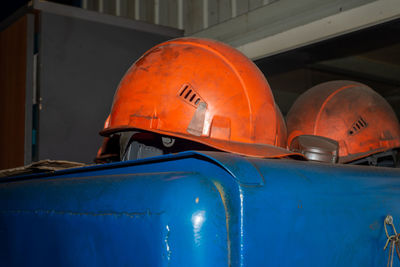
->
xmin=0 ymin=151 xmax=399 ymax=266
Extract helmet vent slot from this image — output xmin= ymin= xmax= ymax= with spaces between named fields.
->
xmin=178 ymin=84 xmax=204 ymax=107
xmin=348 ymin=117 xmax=367 ymax=135
xmin=179 ymin=85 xmax=189 ymax=96
xmin=185 ymin=90 xmax=192 ymax=99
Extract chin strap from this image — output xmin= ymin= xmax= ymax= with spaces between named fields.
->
xmin=384 ymin=215 xmax=400 ymax=267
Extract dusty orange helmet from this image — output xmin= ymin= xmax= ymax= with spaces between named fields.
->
xmin=97 ymin=37 xmax=297 ymax=160
xmin=287 ymin=80 xmax=400 ymax=163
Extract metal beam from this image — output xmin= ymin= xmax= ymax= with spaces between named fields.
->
xmin=236 ymin=0 xmax=400 ymax=59
xmin=192 ymin=0 xmax=400 ymax=60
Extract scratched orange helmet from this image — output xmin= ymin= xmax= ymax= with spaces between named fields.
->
xmin=287 ymin=80 xmax=400 ymax=163
xmin=97 ymin=37 xmax=297 ymax=161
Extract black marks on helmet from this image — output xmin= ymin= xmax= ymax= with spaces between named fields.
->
xmin=348 ymin=117 xmax=368 ymax=136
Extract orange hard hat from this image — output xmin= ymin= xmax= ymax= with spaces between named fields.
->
xmin=99 ymin=37 xmax=297 ymax=158
xmin=287 ymin=80 xmax=400 ymax=163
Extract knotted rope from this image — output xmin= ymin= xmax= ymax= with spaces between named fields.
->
xmin=384 ymin=215 xmax=400 ymax=267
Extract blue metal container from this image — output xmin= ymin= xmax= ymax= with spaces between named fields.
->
xmin=0 ymin=151 xmax=399 ymax=266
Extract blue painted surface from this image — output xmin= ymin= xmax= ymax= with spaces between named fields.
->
xmin=0 ymin=151 xmax=399 ymax=266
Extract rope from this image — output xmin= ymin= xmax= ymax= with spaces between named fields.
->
xmin=384 ymin=215 xmax=400 ymax=267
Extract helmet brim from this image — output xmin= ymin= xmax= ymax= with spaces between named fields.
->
xmin=100 ymin=126 xmax=304 ymax=159
xmin=339 ymin=147 xmax=395 ymax=163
